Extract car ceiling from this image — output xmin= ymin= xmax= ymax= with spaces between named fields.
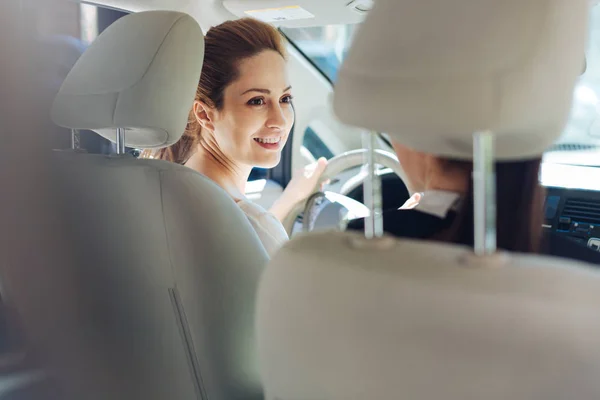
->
xmin=84 ymin=0 xmax=368 ymax=31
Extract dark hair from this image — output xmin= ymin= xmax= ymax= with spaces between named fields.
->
xmin=435 ymin=158 xmax=544 ymax=253
xmin=149 ymin=18 xmax=287 ymax=164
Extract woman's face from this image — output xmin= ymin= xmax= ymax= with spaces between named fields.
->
xmin=199 ymin=50 xmax=294 ymax=169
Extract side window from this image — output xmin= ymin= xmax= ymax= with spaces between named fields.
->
xmin=302 ymin=126 xmax=334 ymax=160
xmin=281 ymin=25 xmax=357 ymax=83
xmin=80 ymin=4 xmax=128 ymax=44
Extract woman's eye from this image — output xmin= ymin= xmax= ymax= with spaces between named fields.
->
xmin=248 ymin=97 xmax=265 ymax=106
xmin=281 ymin=95 xmax=294 ymax=104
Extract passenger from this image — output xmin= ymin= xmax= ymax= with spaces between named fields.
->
xmin=349 ymin=140 xmax=600 ymax=263
xmin=349 ymin=144 xmax=543 ymax=252
xmin=148 ymin=18 xmax=327 ymax=256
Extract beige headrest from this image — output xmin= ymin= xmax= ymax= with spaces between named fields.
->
xmin=51 ymin=11 xmax=204 ymax=149
xmin=333 ymin=1 xmax=589 ymax=160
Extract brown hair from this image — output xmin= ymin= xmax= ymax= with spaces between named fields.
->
xmin=148 ymin=18 xmax=287 ymax=164
xmin=434 ymin=158 xmax=544 ymax=253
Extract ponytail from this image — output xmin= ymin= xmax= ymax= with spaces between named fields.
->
xmin=148 ymin=112 xmax=201 ymax=164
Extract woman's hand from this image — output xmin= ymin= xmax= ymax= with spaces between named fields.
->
xmin=400 ymin=192 xmax=422 ymax=210
xmin=269 ymin=157 xmax=328 ymax=223
xmin=285 ymin=157 xmax=329 ymax=204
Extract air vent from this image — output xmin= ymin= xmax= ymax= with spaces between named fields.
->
xmin=549 ymin=143 xmax=598 ymax=152
xmin=562 ymin=198 xmax=600 ymax=224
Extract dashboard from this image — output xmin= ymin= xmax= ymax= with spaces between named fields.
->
xmin=539 ymin=163 xmax=600 ymax=263
xmin=544 ymin=187 xmax=600 ymax=252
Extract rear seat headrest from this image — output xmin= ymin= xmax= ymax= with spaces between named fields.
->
xmin=51 ymin=11 xmax=204 ymax=149
xmin=333 ymin=0 xmax=589 ymax=160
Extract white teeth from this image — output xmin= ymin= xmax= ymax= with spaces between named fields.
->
xmin=254 ymin=137 xmax=281 ymax=144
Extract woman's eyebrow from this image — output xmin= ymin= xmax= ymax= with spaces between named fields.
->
xmin=242 ymin=88 xmax=270 ymax=95
xmin=241 ymin=86 xmax=292 ymax=95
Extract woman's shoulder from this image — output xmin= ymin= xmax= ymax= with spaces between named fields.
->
xmin=236 ymin=199 xmax=289 ymax=255
xmin=237 ymin=200 xmax=284 ymax=231
xmin=237 ymin=199 xmax=270 ymax=218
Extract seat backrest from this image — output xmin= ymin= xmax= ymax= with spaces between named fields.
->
xmin=256 ymin=1 xmax=600 ymax=399
xmin=259 ymin=233 xmax=600 ymax=399
xmin=7 ymin=11 xmax=268 ymax=400
xmin=48 ymin=154 xmax=268 ymax=400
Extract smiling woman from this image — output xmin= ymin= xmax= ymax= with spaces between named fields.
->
xmin=148 ymin=17 xmax=327 ymax=256
xmin=189 ymin=49 xmax=294 ymax=170
xmin=153 ymin=18 xmax=290 ymax=166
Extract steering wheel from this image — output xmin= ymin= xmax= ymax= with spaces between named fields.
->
xmin=281 ymin=149 xmax=407 ymax=235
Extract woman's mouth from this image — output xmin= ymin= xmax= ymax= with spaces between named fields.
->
xmin=253 ymin=137 xmax=282 ymax=150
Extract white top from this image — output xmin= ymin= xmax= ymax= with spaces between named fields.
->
xmin=237 ymin=200 xmax=289 ymax=257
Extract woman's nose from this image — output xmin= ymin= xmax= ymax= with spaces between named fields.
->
xmin=266 ymin=104 xmax=288 ymax=130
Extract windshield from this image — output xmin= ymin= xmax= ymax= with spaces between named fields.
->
xmin=281 ymin=6 xmax=600 ymax=167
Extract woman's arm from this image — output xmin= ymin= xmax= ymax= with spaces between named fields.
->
xmin=269 ymin=157 xmax=328 ymax=222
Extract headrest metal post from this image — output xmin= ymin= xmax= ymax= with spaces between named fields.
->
xmin=473 ymin=131 xmax=496 ymax=255
xmin=70 ymin=129 xmax=80 ymax=150
xmin=362 ymin=131 xmax=383 ymax=239
xmin=116 ymin=128 xmax=126 ymax=155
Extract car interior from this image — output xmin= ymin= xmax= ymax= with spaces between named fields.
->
xmin=2 ymin=0 xmax=600 ymax=398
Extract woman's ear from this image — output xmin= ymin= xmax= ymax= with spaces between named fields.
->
xmin=193 ymin=101 xmax=216 ymax=133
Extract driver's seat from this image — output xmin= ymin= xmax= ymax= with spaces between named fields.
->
xmin=9 ymin=11 xmax=268 ymax=400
